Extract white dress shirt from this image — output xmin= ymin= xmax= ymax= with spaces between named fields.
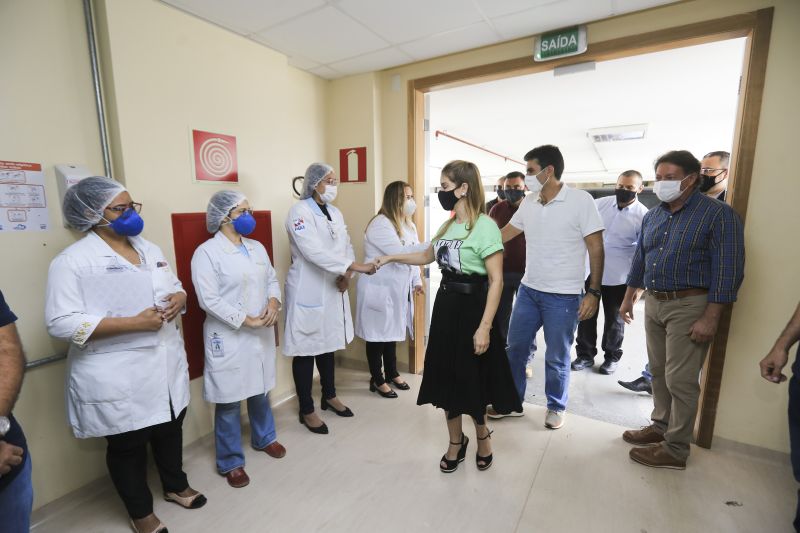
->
xmin=592 ymin=195 xmax=649 ymax=286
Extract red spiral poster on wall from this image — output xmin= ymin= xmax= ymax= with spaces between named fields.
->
xmin=192 ymin=129 xmax=238 ymax=183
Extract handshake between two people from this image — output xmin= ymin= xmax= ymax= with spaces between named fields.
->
xmin=347 ymin=255 xmax=394 ymax=276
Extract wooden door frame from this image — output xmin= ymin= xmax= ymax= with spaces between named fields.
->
xmin=408 ymin=8 xmax=773 ymax=449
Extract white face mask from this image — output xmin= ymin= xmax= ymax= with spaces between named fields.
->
xmin=403 ymin=198 xmax=416 ymax=217
xmin=653 ymin=177 xmax=688 ymax=203
xmin=319 ymin=184 xmax=338 ymax=203
xmin=525 ymin=169 xmax=549 ymax=193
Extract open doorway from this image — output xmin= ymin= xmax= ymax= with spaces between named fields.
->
xmin=422 ymin=37 xmax=746 ymax=429
xmin=408 ymin=9 xmax=773 ymax=446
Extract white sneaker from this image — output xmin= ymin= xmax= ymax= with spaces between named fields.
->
xmin=487 ymin=405 xmax=524 ymax=419
xmin=544 ymin=410 xmax=564 ymax=429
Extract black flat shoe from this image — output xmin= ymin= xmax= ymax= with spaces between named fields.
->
xmin=388 ymin=378 xmax=411 ymax=390
xmin=476 ymin=429 xmax=494 ymax=471
xmin=440 ymin=434 xmax=469 ymax=473
xmin=369 ymin=379 xmax=398 ymax=398
xmin=618 ymin=376 xmax=652 ymax=394
xmin=298 ymin=412 xmax=329 ymax=434
xmin=321 ymin=397 xmax=354 ymax=417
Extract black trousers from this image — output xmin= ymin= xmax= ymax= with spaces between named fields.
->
xmin=105 ymin=407 xmax=189 ymax=520
xmin=366 ymin=341 xmax=398 ymax=385
xmin=292 ymin=353 xmax=336 ymax=415
xmin=575 ymin=279 xmax=627 ymax=362
xmin=789 ymin=355 xmax=800 ymax=532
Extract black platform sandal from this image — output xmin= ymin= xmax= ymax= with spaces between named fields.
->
xmin=440 ymin=433 xmax=469 ymax=473
xmin=476 ymin=429 xmax=494 ymax=471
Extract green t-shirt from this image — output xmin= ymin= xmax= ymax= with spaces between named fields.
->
xmin=433 ymin=214 xmax=504 ymax=275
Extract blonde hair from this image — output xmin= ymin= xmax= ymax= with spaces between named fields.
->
xmin=434 ymin=160 xmax=485 ymax=240
xmin=367 ymin=181 xmax=413 ymax=238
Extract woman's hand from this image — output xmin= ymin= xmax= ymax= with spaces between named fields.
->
xmin=244 ymin=315 xmax=269 ymax=328
xmin=413 ymin=284 xmax=424 ymax=296
xmin=473 ymin=324 xmax=491 ymax=355
xmin=349 ymin=262 xmax=377 ymax=275
xmin=135 ymin=307 xmax=165 ymax=331
xmin=263 ymin=298 xmax=280 ymax=327
xmin=336 ymin=275 xmax=350 ymax=292
xmin=161 ymin=292 xmax=187 ymax=322
xmin=374 ymin=256 xmax=393 ymax=270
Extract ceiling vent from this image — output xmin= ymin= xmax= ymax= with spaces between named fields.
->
xmin=587 ymin=124 xmax=648 ymax=143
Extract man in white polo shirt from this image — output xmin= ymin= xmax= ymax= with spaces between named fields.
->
xmin=493 ymin=145 xmax=605 ymax=429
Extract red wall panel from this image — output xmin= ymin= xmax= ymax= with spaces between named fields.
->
xmin=171 ymin=211 xmax=274 ymax=380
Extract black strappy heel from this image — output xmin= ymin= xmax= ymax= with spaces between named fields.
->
xmin=440 ymin=433 xmax=469 ymax=473
xmin=476 ymin=429 xmax=494 ymax=471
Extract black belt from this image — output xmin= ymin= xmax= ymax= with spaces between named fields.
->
xmin=441 ymin=281 xmax=486 ymax=295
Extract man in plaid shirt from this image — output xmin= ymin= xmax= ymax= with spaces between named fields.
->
xmin=618 ymin=150 xmax=745 ymax=470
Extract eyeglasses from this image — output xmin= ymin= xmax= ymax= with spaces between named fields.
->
xmin=106 ymin=202 xmax=142 ymax=214
xmin=229 ymin=208 xmax=254 ymax=217
xmin=700 ymin=168 xmax=727 ymax=176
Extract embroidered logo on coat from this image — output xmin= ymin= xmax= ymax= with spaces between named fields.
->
xmin=292 ymin=218 xmax=306 ymax=232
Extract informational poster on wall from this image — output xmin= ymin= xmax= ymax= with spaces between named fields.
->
xmin=191 ymin=129 xmax=238 ymax=183
xmin=0 ymin=160 xmax=50 ymax=232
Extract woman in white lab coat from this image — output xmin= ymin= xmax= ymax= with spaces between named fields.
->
xmin=284 ymin=163 xmax=376 ymax=434
xmin=355 ymin=181 xmax=425 ymax=398
xmin=191 ymin=191 xmax=284 ymax=489
xmin=45 ymin=177 xmax=205 ymax=533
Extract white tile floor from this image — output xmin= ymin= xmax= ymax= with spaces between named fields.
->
xmin=31 ymin=369 xmax=797 ymax=533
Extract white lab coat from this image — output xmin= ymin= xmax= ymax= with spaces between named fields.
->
xmin=355 ymin=215 xmax=426 ymax=342
xmin=283 ymin=198 xmax=355 ymax=357
xmin=191 ymin=232 xmax=281 ymax=404
xmin=45 ymin=231 xmax=190 ymax=439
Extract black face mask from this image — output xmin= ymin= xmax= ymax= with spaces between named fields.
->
xmin=505 ymin=189 xmax=525 ymax=204
xmin=496 ymin=188 xmax=507 ymax=201
xmin=698 ymin=173 xmax=723 ymax=193
xmin=438 ymin=189 xmax=459 ymax=211
xmin=615 ymin=188 xmax=637 ymax=207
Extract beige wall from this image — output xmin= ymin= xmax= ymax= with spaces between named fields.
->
xmin=2 ymin=0 xmax=328 ymax=510
xmin=351 ymin=0 xmax=799 ymax=453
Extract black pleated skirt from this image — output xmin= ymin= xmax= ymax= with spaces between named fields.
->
xmin=417 ymin=272 xmax=522 ymax=420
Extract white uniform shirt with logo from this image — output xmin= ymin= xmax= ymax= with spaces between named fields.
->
xmin=283 ymin=198 xmax=356 ymax=357
xmin=191 ymin=231 xmax=282 ymax=404
xmin=590 ymin=195 xmax=649 ymax=286
xmin=509 ymin=184 xmax=604 ymax=294
xmin=45 ymin=232 xmax=190 ymax=438
xmin=355 ymin=215 xmax=426 ymax=342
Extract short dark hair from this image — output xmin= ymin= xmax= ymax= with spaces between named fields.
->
xmin=654 ymin=150 xmax=700 ymax=177
xmin=619 ymin=169 xmax=642 ymax=182
xmin=524 ymin=145 xmax=564 ymax=179
xmin=505 ymin=171 xmax=525 ymax=181
xmin=703 ymin=150 xmax=730 ymax=168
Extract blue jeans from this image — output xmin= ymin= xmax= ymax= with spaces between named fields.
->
xmin=642 ymin=363 xmax=653 ymax=381
xmin=506 ymin=284 xmax=581 ymax=412
xmin=0 ymin=452 xmax=32 ymax=533
xmin=215 ymin=393 xmax=277 ymax=474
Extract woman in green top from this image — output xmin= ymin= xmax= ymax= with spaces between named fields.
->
xmin=376 ymin=160 xmax=521 ymax=473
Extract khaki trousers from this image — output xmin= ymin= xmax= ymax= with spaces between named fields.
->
xmin=644 ymin=293 xmax=709 ymax=460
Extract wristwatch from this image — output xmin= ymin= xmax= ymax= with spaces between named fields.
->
xmin=0 ymin=416 xmax=10 ymax=438
xmin=586 ymin=287 xmax=602 ymax=299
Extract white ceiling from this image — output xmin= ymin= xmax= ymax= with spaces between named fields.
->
xmin=160 ymin=0 xmax=678 ymax=79
xmin=428 ymin=37 xmax=747 ymax=185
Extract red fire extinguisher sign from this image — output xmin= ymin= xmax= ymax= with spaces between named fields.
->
xmin=339 ymin=147 xmax=367 ymax=183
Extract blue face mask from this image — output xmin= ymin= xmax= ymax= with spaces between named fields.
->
xmin=232 ymin=212 xmax=256 ymax=236
xmin=108 ymin=208 xmax=144 ymax=236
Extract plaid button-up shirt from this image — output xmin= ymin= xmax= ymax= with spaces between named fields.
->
xmin=626 ymin=189 xmax=745 ymax=303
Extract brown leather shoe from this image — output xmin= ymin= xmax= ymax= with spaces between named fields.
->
xmin=629 ymin=445 xmax=686 ymax=470
xmin=224 ymin=467 xmax=250 ymax=488
xmin=622 ymin=425 xmax=665 ymax=446
xmin=260 ymin=441 xmax=286 ymax=459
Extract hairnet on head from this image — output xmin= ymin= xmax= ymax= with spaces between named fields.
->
xmin=300 ymin=163 xmax=334 ymax=199
xmin=62 ymin=176 xmax=127 ymax=232
xmin=206 ymin=190 xmax=247 ymax=233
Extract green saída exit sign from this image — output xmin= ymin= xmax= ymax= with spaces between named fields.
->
xmin=534 ymin=26 xmax=588 ymax=62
